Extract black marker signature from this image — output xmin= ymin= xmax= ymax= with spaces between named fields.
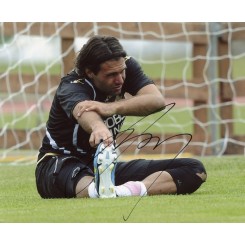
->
xmin=115 ymin=102 xmax=177 ymax=151
xmin=76 ymin=102 xmax=192 ymax=221
xmin=120 ymin=133 xmax=192 ymax=221
xmin=110 ymin=102 xmax=192 ymax=221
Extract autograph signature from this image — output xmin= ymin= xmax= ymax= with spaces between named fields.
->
xmin=111 ymin=102 xmax=192 ymax=221
xmin=76 ymin=102 xmax=192 ymax=221
xmin=115 ymin=102 xmax=191 ymax=153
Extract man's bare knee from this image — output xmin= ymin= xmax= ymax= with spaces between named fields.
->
xmin=143 ymin=171 xmax=177 ymax=195
xmin=76 ymin=176 xmax=94 ymax=198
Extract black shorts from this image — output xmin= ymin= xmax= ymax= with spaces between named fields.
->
xmin=35 ymin=154 xmax=206 ymax=198
xmin=35 ymin=154 xmax=94 ymax=198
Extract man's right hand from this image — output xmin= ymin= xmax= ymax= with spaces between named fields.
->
xmin=89 ymin=122 xmax=114 ymax=148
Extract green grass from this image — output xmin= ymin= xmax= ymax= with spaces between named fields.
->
xmin=141 ymin=57 xmax=245 ymax=80
xmin=0 ymin=155 xmax=244 ymax=223
xmin=234 ymin=104 xmax=245 ymax=135
xmin=141 ymin=60 xmax=192 ymax=79
xmin=122 ymin=108 xmax=193 ymax=134
xmin=0 ymin=112 xmax=49 ymax=130
xmin=232 ymin=57 xmax=245 ymax=78
xmin=0 ymin=62 xmax=61 ymax=75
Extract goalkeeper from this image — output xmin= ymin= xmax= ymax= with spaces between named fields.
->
xmin=35 ymin=35 xmax=207 ymax=199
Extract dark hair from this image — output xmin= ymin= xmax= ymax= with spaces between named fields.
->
xmin=75 ymin=35 xmax=127 ymax=77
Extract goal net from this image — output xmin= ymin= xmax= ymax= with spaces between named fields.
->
xmin=1 ymin=22 xmax=245 ymax=165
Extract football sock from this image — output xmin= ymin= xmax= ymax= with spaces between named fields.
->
xmin=115 ymin=181 xmax=147 ymax=197
xmin=88 ymin=181 xmax=147 ymax=198
xmin=88 ymin=182 xmax=99 ymax=198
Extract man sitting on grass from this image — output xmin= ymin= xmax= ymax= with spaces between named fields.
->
xmin=35 ymin=35 xmax=207 ymax=199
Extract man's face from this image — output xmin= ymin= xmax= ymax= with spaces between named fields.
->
xmin=90 ymin=57 xmax=126 ymax=96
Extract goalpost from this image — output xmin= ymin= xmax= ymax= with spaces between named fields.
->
xmin=0 ymin=22 xmax=245 ymax=164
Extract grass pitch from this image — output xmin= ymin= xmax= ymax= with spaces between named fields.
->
xmin=0 ymin=155 xmax=244 ymax=223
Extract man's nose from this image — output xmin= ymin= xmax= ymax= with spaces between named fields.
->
xmin=114 ymin=73 xmax=124 ymax=83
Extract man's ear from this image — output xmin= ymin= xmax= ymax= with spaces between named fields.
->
xmin=85 ymin=68 xmax=93 ymax=79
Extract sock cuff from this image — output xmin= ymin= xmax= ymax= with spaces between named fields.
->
xmin=137 ymin=181 xmax=147 ymax=196
xmin=88 ymin=181 xmax=99 ymax=198
xmin=116 ymin=181 xmax=147 ymax=197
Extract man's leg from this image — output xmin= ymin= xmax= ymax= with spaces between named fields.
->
xmin=76 ymin=176 xmax=94 ymax=198
xmin=75 ymin=164 xmax=206 ymax=198
xmin=142 ymin=171 xmax=177 ymax=195
xmin=80 ymin=142 xmax=164 ymax=198
xmin=75 ymin=144 xmax=207 ymax=198
xmin=114 ymin=171 xmax=176 ymax=197
xmin=115 ymin=158 xmax=207 ymax=196
xmin=142 ymin=170 xmax=207 ymax=195
xmin=75 ymin=171 xmax=176 ymax=198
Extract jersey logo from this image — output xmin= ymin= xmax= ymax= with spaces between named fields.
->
xmin=104 ymin=114 xmax=126 ymax=139
xmin=125 ymin=56 xmax=131 ymax=61
xmin=70 ymin=79 xmax=84 ymax=84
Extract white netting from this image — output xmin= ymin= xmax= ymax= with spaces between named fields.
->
xmin=0 ymin=22 xmax=245 ymax=165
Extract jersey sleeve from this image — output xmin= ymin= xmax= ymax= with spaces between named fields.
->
xmin=123 ymin=57 xmax=154 ymax=95
xmin=57 ymin=78 xmax=95 ymax=119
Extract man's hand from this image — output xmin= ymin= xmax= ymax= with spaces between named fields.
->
xmin=89 ymin=121 xmax=114 ymax=147
xmin=76 ymin=100 xmax=116 ymax=118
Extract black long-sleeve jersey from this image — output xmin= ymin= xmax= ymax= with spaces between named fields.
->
xmin=38 ymin=57 xmax=154 ymax=165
